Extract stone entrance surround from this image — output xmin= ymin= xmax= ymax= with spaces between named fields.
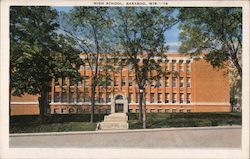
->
xmin=111 ymin=94 xmax=128 ymax=114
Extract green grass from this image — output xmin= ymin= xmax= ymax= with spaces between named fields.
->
xmin=10 ymin=122 xmax=96 ymax=133
xmin=10 ymin=112 xmax=242 ymax=133
xmin=128 ymin=112 xmax=242 ymax=129
xmin=10 ymin=113 xmax=105 ymax=133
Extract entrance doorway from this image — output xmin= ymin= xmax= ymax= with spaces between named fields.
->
xmin=115 ymin=104 xmax=124 ymax=113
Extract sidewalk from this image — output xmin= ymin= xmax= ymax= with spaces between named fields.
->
xmin=10 ymin=126 xmax=241 ymax=148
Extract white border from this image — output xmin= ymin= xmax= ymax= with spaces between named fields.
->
xmin=1 ymin=0 xmax=249 ymax=159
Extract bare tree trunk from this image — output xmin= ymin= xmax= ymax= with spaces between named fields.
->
xmin=38 ymin=90 xmax=49 ymax=123
xmin=139 ymin=91 xmax=143 ymax=122
xmin=90 ymin=85 xmax=96 ymax=123
xmin=143 ymin=90 xmax=146 ymax=129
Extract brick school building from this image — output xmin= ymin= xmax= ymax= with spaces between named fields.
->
xmin=10 ymin=53 xmax=230 ymax=115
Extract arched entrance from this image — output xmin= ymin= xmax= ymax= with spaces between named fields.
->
xmin=115 ymin=95 xmax=124 ymax=112
xmin=111 ymin=94 xmax=128 ymax=113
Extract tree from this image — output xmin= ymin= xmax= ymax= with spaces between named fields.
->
xmin=10 ymin=7 xmax=81 ymax=122
xmin=178 ymin=8 xmax=242 ymax=78
xmin=114 ymin=7 xmax=177 ymax=125
xmin=59 ymin=7 xmax=114 ymax=123
xmin=178 ymin=7 xmax=242 ymax=109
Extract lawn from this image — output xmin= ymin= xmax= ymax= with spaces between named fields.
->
xmin=10 ymin=122 xmax=96 ymax=133
xmin=128 ymin=112 xmax=242 ymax=129
xmin=10 ymin=114 xmax=105 ymax=133
xmin=10 ymin=112 xmax=241 ymax=133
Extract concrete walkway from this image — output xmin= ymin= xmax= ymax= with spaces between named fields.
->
xmin=9 ymin=126 xmax=241 ymax=148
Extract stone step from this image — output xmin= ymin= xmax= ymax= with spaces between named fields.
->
xmin=98 ymin=113 xmax=129 ymax=130
xmin=100 ymin=122 xmax=129 ymax=130
xmin=104 ymin=117 xmax=128 ymax=122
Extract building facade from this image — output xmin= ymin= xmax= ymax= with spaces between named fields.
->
xmin=10 ymin=54 xmax=231 ymax=115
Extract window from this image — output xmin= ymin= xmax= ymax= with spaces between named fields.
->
xmin=172 ymin=108 xmax=176 ymax=113
xmin=187 ymin=93 xmax=191 ymax=104
xmin=187 ymin=77 xmax=191 ymax=88
xmin=54 ymin=108 xmax=59 ymax=114
xmin=180 ymin=77 xmax=184 ymax=87
xmin=62 ymin=78 xmax=66 ymax=86
xmin=77 ymin=92 xmax=82 ymax=103
xmin=77 ymin=108 xmax=82 ymax=113
xmin=128 ymin=77 xmax=132 ymax=86
xmin=79 ymin=65 xmax=84 ymax=71
xmin=62 ymin=92 xmax=67 ymax=103
xmin=54 ymin=79 xmax=59 ymax=86
xmin=157 ymin=78 xmax=162 ymax=87
xmin=179 ymin=60 xmax=184 ymax=72
xmin=165 ymin=77 xmax=169 ymax=87
xmin=106 ymin=93 xmax=111 ymax=103
xmin=106 ymin=78 xmax=111 ymax=86
xmin=136 ymin=93 xmax=139 ymax=103
xmin=128 ymin=93 xmax=132 ymax=103
xmin=61 ymin=108 xmax=67 ymax=113
xmin=136 ymin=107 xmax=139 ymax=113
xmin=122 ymin=77 xmax=126 ymax=86
xmin=172 ymin=93 xmax=177 ymax=103
xmin=172 ymin=60 xmax=176 ymax=71
xmin=165 ymin=93 xmax=169 ymax=103
xmin=69 ymin=108 xmax=74 ymax=113
xmin=165 ymin=61 xmax=169 ymax=71
xmin=187 ymin=61 xmax=191 ymax=72
xmin=187 ymin=108 xmax=191 ymax=112
xmin=98 ymin=93 xmax=104 ymax=103
xmin=54 ymin=92 xmax=59 ymax=103
xmin=180 ymin=108 xmax=184 ymax=112
xmin=106 ymin=109 xmax=110 ymax=114
xmin=98 ymin=108 xmax=103 ymax=114
xmin=69 ymin=92 xmax=74 ymax=103
xmin=84 ymin=92 xmax=89 ymax=102
xmin=172 ymin=77 xmax=177 ymax=87
xmin=151 ymin=79 xmax=155 ymax=87
xmin=129 ymin=108 xmax=133 ymax=113
xmin=84 ymin=76 xmax=89 ymax=86
xmin=84 ymin=108 xmax=89 ymax=112
xmin=77 ymin=81 xmax=82 ymax=87
xmin=150 ymin=93 xmax=154 ymax=103
xmin=158 ymin=93 xmax=162 ymax=103
xmin=69 ymin=80 xmax=74 ymax=86
xmin=180 ymin=93 xmax=184 ymax=104
xmin=129 ymin=64 xmax=133 ymax=71
xmin=165 ymin=108 xmax=169 ymax=112
xmin=158 ymin=109 xmax=162 ymax=112
xmin=150 ymin=108 xmax=155 ymax=113
xmin=114 ymin=77 xmax=118 ymax=86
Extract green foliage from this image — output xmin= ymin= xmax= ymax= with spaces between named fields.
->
xmin=178 ymin=7 xmax=242 ymax=77
xmin=128 ymin=112 xmax=242 ymax=129
xmin=10 ymin=7 xmax=81 ymax=96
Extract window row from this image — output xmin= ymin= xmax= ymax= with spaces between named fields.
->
xmin=53 ymin=107 xmax=111 ymax=114
xmin=129 ymin=107 xmax=192 ymax=113
xmin=55 ymin=76 xmax=191 ymax=88
xmin=150 ymin=93 xmax=191 ymax=104
xmin=54 ymin=92 xmax=112 ymax=103
xmin=54 ymin=92 xmax=191 ymax=104
xmin=80 ymin=60 xmax=191 ymax=72
xmin=53 ymin=107 xmax=191 ymax=114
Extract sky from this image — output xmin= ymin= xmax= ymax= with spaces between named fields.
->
xmin=53 ymin=6 xmax=181 ymax=53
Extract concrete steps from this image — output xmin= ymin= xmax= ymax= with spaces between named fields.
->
xmin=98 ymin=113 xmax=129 ymax=130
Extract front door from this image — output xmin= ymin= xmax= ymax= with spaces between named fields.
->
xmin=115 ymin=104 xmax=123 ymax=113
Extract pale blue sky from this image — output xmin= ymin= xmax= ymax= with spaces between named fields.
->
xmin=53 ymin=6 xmax=180 ymax=53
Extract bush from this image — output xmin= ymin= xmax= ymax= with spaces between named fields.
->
xmin=128 ymin=112 xmax=241 ymax=129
